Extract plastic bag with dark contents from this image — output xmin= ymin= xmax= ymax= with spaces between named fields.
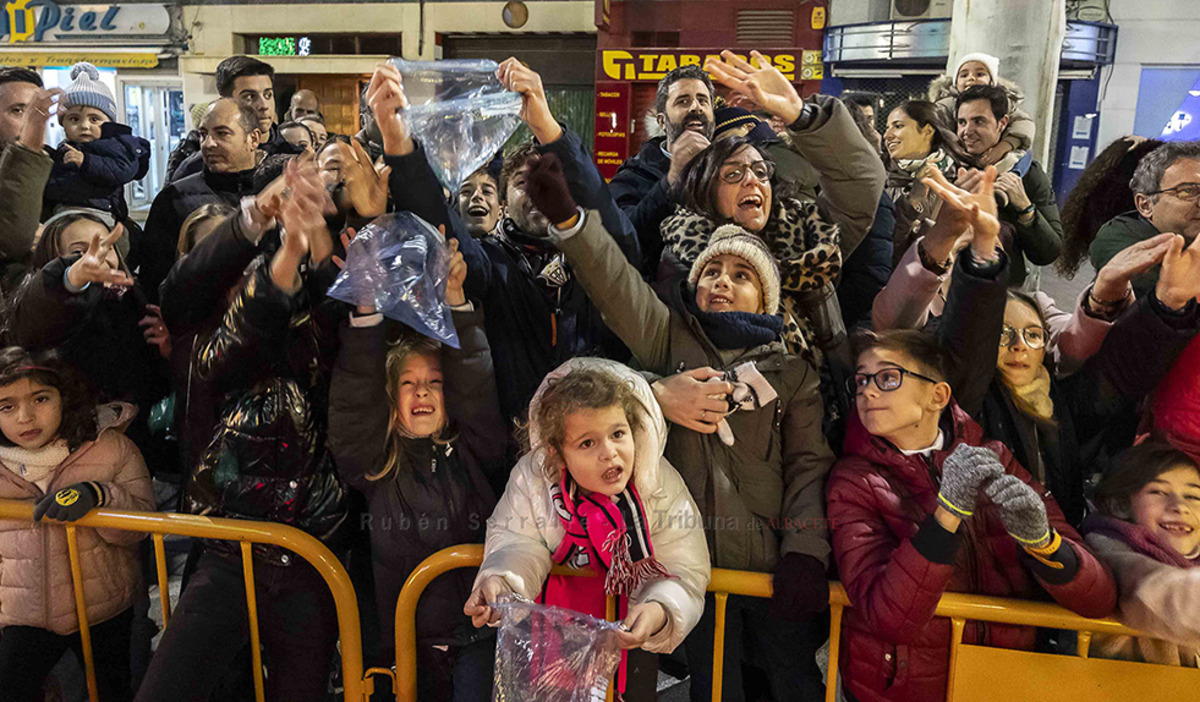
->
xmin=326 ymin=211 xmax=460 ymax=348
xmin=387 ymin=58 xmax=523 ymax=192
xmin=491 ymin=598 xmax=622 ymax=702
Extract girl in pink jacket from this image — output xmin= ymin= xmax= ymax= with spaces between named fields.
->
xmin=0 ymin=347 xmax=154 ymax=702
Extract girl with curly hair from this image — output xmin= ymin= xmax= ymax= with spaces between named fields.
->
xmin=0 ymin=346 xmax=153 ymax=702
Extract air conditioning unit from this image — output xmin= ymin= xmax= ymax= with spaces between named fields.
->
xmin=890 ymin=0 xmax=953 ymax=21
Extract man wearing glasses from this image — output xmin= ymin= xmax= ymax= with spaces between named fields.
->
xmin=1090 ymin=140 xmax=1200 ymax=299
xmin=955 ymin=84 xmax=1064 ymax=287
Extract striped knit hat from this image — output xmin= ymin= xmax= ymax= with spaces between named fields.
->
xmin=61 ymin=63 xmax=116 ymax=121
xmin=688 ymin=225 xmax=781 ymax=315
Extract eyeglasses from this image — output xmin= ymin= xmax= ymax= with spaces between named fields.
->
xmin=999 ymin=324 xmax=1046 ymax=349
xmin=1148 ymin=182 xmax=1200 ymax=203
xmin=847 ymin=367 xmax=939 ymax=397
xmin=719 ymin=160 xmax=775 ymax=185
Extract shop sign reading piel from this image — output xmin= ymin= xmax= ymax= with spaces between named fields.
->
xmin=1 ymin=0 xmax=170 ymax=43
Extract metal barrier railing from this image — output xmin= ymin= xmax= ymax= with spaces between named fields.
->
xmin=0 ymin=498 xmax=365 ymax=702
xmin=390 ymin=545 xmax=1183 ymax=702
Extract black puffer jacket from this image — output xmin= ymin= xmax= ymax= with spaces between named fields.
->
xmin=609 ymin=135 xmax=673 ymax=270
xmin=329 ymin=307 xmax=503 ymax=648
xmin=182 ymin=256 xmax=347 ymax=564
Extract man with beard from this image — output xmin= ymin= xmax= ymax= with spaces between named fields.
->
xmin=0 ymin=68 xmax=55 ymax=292
xmin=365 ymin=59 xmax=638 ymax=441
xmin=457 ymin=166 xmax=502 ymax=238
xmin=140 ymin=99 xmax=262 ymax=302
xmin=610 ymin=65 xmax=715 ymax=268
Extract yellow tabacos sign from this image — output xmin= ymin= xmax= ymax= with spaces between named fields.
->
xmin=599 ymin=49 xmax=802 ymax=82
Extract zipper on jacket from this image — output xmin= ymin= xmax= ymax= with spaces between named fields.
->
xmin=550 ymin=289 xmax=562 ymax=348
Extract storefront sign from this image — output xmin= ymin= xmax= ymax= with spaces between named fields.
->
xmin=258 ymin=36 xmax=313 ymax=57
xmin=593 ymin=81 xmax=630 ymax=180
xmin=1 ymin=1 xmax=170 ymax=43
xmin=0 ymin=50 xmax=157 ymax=67
xmin=597 ymin=49 xmax=807 ymax=83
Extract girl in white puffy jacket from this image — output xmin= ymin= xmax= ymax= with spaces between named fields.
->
xmin=464 ymin=358 xmax=710 ymax=697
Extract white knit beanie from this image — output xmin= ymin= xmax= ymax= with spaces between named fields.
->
xmin=687 ymin=225 xmax=781 ymax=316
xmin=954 ymin=53 xmax=1000 ymax=84
xmin=61 ymin=62 xmax=116 ymax=122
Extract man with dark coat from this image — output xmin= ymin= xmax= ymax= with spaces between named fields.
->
xmin=140 ymin=99 xmax=261 ymax=302
xmin=956 ymin=84 xmax=1063 ymax=287
xmin=1090 ymin=140 xmax=1200 ymax=299
xmin=0 ymin=68 xmax=53 ymax=294
xmin=166 ymin=55 xmax=286 ymax=184
xmin=609 ymin=65 xmax=714 ymax=269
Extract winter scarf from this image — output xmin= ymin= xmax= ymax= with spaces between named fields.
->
xmin=1082 ymin=513 xmax=1200 ymax=568
xmin=0 ymin=439 xmax=71 ymax=489
xmin=1000 ymin=364 xmax=1056 ymax=425
xmin=886 ymin=148 xmax=957 ymax=201
xmin=544 ymin=473 xmax=672 ymax=695
xmin=661 ymin=197 xmax=841 ymax=355
xmin=682 ymin=287 xmax=783 ymax=350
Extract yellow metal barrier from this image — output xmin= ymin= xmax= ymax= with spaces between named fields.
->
xmin=392 ymin=545 xmax=1200 ymax=702
xmin=0 ymin=498 xmax=365 ymax=702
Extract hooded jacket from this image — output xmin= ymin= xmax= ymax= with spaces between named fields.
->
xmin=554 ymin=210 xmax=836 ymax=572
xmin=0 ymin=143 xmax=51 ymax=295
xmin=329 ymin=307 xmax=503 ymax=647
xmin=826 ymin=403 xmax=1116 ymax=702
xmin=475 ymin=358 xmax=710 ymax=654
xmin=382 ymin=129 xmax=639 ymax=428
xmin=1083 ymin=515 xmax=1200 ymax=667
xmin=43 ymin=122 xmax=150 ymax=220
xmin=0 ymin=403 xmax=153 ymax=635
xmin=181 ymin=257 xmax=347 ymax=565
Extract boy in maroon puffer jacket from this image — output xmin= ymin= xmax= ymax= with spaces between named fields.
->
xmin=826 ymin=328 xmax=1116 ymax=702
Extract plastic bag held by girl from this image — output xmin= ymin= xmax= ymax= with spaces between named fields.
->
xmin=491 ymin=599 xmax=622 ymax=702
xmin=326 ymin=211 xmax=460 ymax=348
xmin=388 ymin=58 xmax=523 ymax=192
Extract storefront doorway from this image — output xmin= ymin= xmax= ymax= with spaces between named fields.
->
xmin=120 ymin=80 xmax=186 ymax=212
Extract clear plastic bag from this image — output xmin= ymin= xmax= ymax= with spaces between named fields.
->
xmin=388 ymin=58 xmax=523 ymax=192
xmin=325 ymin=211 xmax=459 ymax=348
xmin=491 ymin=598 xmax=622 ymax=702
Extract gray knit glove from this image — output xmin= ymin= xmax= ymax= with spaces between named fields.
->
xmin=984 ymin=474 xmax=1052 ymax=547
xmin=937 ymin=445 xmax=1006 ymax=518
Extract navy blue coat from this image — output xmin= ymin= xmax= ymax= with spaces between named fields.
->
xmin=383 ymin=127 xmax=639 ymax=428
xmin=609 ymin=135 xmax=674 ymax=272
xmin=837 ymin=192 xmax=895 ymax=330
xmin=43 ymin=122 xmax=149 ymax=220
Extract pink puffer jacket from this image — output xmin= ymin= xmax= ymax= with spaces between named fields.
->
xmin=0 ymin=418 xmax=153 ymax=634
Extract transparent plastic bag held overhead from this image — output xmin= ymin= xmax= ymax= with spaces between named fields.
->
xmin=491 ymin=599 xmax=622 ymax=702
xmin=325 ymin=211 xmax=459 ymax=348
xmin=388 ymin=58 xmax=523 ymax=192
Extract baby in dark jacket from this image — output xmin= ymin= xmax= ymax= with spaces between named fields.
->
xmin=43 ymin=62 xmax=149 ymax=221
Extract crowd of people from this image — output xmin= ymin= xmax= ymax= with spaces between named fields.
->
xmin=0 ymin=44 xmax=1198 ymax=702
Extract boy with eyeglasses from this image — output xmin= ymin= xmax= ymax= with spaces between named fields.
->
xmin=827 ymin=325 xmax=1118 ymax=702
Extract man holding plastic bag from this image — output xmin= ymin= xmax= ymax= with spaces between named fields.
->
xmin=365 ymin=60 xmax=641 ymax=453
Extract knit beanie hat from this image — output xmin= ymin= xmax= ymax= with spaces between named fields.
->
xmin=713 ymin=105 xmax=778 ymax=145
xmin=687 ymin=225 xmax=781 ymax=315
xmin=60 ymin=63 xmax=116 ymax=122
xmin=954 ymin=53 xmax=1000 ymax=84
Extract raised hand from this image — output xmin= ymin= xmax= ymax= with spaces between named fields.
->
xmin=994 ymin=171 xmax=1033 ymax=213
xmin=704 ymin=50 xmax=804 ymax=124
xmin=446 ymin=238 xmax=467 ymax=307
xmin=524 ymin=153 xmax=578 ymax=227
xmin=66 ymin=222 xmax=133 ymax=290
xmin=984 ymin=474 xmax=1052 ymax=548
xmin=342 ymin=138 xmax=390 ymax=219
xmin=272 ymin=159 xmax=334 ymax=291
xmin=1155 ymin=233 xmax=1200 ymax=310
xmin=937 ymin=444 xmax=1006 ymax=520
xmin=922 ymin=165 xmax=1001 ymax=262
xmin=62 ymin=143 xmax=84 ymax=167
xmin=496 ymin=57 xmax=561 ymax=144
xmin=18 ymin=88 xmax=61 ymax=151
xmin=667 ymin=130 xmax=710 ymax=185
xmin=1092 ymin=233 xmax=1174 ymax=304
xmin=366 ymin=62 xmax=412 ymax=156
xmin=139 ymin=304 xmax=171 ymax=359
